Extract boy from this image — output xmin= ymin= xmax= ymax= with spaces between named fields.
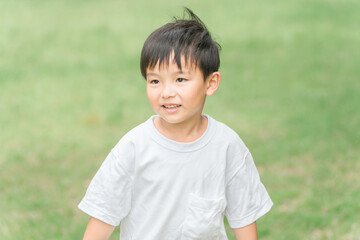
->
xmin=79 ymin=8 xmax=273 ymax=240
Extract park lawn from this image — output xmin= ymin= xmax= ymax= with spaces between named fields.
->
xmin=1 ymin=0 xmax=359 ymax=239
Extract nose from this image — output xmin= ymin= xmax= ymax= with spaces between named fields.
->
xmin=161 ymin=82 xmax=176 ymax=99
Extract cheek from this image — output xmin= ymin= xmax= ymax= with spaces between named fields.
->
xmin=146 ymin=88 xmax=158 ymax=104
xmin=182 ymin=86 xmax=206 ymax=103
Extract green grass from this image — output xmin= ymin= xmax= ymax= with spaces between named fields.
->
xmin=1 ymin=0 xmax=359 ymax=239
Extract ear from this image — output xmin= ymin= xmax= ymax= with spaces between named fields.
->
xmin=206 ymin=72 xmax=221 ymax=96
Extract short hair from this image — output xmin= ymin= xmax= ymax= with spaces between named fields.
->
xmin=140 ymin=7 xmax=221 ymax=80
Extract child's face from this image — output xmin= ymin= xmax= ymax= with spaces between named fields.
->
xmin=146 ymin=56 xmax=216 ymax=127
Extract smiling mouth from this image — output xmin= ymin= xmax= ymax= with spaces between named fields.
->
xmin=162 ymin=104 xmax=181 ymax=109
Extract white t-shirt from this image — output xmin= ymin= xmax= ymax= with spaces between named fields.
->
xmin=78 ymin=115 xmax=273 ymax=240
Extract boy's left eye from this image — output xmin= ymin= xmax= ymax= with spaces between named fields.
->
xmin=176 ymin=78 xmax=186 ymax=83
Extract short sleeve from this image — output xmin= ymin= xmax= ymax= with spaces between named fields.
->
xmin=78 ymin=149 xmax=133 ymax=226
xmin=225 ymin=150 xmax=273 ymax=228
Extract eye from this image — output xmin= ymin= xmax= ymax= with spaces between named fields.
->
xmin=149 ymin=79 xmax=160 ymax=84
xmin=176 ymin=78 xmax=187 ymax=83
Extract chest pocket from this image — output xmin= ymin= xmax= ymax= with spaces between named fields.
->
xmin=181 ymin=193 xmax=227 ymax=240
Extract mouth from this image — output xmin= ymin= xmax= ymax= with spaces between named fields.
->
xmin=162 ymin=104 xmax=181 ymax=109
xmin=161 ymin=104 xmax=181 ymax=113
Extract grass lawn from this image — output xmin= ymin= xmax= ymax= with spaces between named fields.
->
xmin=1 ymin=0 xmax=359 ymax=239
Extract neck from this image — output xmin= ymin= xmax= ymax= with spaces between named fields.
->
xmin=154 ymin=115 xmax=208 ymax=142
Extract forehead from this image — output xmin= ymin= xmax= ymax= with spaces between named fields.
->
xmin=146 ymin=54 xmax=198 ymax=74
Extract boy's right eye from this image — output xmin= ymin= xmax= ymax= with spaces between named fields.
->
xmin=149 ymin=79 xmax=160 ymax=84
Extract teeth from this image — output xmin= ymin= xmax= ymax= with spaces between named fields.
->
xmin=163 ymin=105 xmax=179 ymax=108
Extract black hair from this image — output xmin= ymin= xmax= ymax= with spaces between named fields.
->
xmin=140 ymin=7 xmax=221 ymax=80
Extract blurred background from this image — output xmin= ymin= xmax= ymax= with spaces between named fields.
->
xmin=1 ymin=0 xmax=359 ymax=239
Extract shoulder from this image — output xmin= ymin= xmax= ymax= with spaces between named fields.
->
xmin=108 ymin=117 xmax=152 ymax=173
xmin=112 ymin=118 xmax=151 ymax=154
xmin=208 ymin=115 xmax=248 ymax=154
xmin=208 ymin=116 xmax=255 ymax=184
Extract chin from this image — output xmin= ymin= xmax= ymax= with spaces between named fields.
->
xmin=160 ymin=117 xmax=182 ymax=124
xmin=156 ymin=114 xmax=184 ymax=124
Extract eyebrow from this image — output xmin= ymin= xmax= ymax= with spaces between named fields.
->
xmin=177 ymin=70 xmax=189 ymax=74
xmin=146 ymin=70 xmax=190 ymax=77
xmin=146 ymin=72 xmax=158 ymax=77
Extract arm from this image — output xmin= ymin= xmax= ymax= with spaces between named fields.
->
xmin=83 ymin=217 xmax=115 ymax=240
xmin=232 ymin=221 xmax=257 ymax=240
